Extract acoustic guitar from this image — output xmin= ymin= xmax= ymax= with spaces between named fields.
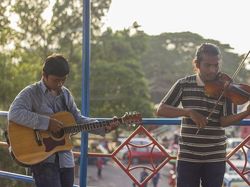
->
xmin=7 ymin=111 xmax=142 ymax=166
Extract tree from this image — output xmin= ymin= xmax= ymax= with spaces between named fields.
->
xmin=90 ymin=28 xmax=154 ymax=118
xmin=90 ymin=59 xmax=154 ymax=117
xmin=89 ymin=28 xmax=154 ymax=141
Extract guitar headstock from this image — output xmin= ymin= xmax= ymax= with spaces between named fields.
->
xmin=121 ymin=112 xmax=142 ymax=125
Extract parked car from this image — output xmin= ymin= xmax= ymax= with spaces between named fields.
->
xmin=117 ymin=137 xmax=152 ymax=146
xmin=223 ymin=160 xmax=250 ymax=187
xmin=122 ymin=145 xmax=167 ymax=164
xmin=116 ymin=137 xmax=152 ymax=160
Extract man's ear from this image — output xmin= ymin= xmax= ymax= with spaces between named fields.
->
xmin=195 ymin=61 xmax=200 ymax=69
xmin=42 ymin=71 xmax=48 ymax=80
xmin=42 ymin=71 xmax=48 ymax=77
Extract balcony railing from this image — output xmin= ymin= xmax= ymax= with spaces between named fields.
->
xmin=0 ymin=111 xmax=249 ymax=187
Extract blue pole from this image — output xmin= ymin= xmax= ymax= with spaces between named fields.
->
xmin=80 ymin=0 xmax=90 ymax=186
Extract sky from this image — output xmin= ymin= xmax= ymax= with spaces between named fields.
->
xmin=103 ymin=0 xmax=250 ymax=55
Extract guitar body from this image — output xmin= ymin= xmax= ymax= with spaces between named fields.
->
xmin=8 ymin=111 xmax=75 ymax=166
xmin=7 ymin=111 xmax=142 ymax=166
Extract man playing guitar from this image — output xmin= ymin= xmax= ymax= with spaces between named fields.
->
xmin=8 ymin=54 xmax=119 ymax=187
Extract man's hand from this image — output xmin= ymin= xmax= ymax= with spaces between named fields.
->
xmin=105 ymin=117 xmax=120 ymax=133
xmin=188 ymin=109 xmax=208 ymax=129
xmin=48 ymin=118 xmax=63 ymax=134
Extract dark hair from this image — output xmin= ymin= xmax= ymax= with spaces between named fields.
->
xmin=194 ymin=43 xmax=221 ymax=64
xmin=43 ymin=54 xmax=70 ymax=76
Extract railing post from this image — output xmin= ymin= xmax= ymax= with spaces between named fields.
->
xmin=80 ymin=0 xmax=91 ymax=186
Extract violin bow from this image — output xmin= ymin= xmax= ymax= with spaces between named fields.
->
xmin=231 ymin=50 xmax=250 ymax=80
xmin=196 ymin=50 xmax=250 ymax=135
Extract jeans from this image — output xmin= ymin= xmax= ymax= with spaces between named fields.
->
xmin=31 ymin=162 xmax=74 ymax=187
xmin=176 ymin=160 xmax=225 ymax=187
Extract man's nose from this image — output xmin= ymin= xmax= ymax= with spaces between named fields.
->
xmin=209 ymin=66 xmax=218 ymax=73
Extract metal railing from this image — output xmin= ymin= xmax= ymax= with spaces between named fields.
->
xmin=1 ymin=111 xmax=250 ymax=187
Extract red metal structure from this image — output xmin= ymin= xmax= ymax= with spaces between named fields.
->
xmin=226 ymin=135 xmax=250 ymax=185
xmin=111 ymin=125 xmax=176 ymax=186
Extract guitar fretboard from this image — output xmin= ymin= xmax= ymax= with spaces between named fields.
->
xmin=63 ymin=118 xmax=123 ymax=134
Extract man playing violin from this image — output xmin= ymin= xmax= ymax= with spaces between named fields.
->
xmin=156 ymin=43 xmax=250 ymax=187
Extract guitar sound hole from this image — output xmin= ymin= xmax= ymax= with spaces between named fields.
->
xmin=52 ymin=129 xmax=64 ymax=139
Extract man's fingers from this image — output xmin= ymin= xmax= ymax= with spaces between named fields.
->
xmin=195 ymin=117 xmax=208 ymax=129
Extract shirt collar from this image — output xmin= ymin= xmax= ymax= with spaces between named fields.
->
xmin=40 ymin=80 xmax=48 ymax=93
xmin=196 ymin=74 xmax=205 ymax=86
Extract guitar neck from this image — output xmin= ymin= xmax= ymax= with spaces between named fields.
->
xmin=63 ymin=118 xmax=122 ymax=134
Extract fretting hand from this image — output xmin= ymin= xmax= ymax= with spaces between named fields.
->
xmin=105 ymin=116 xmax=120 ymax=133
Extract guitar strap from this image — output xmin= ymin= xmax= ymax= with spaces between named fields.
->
xmin=62 ymin=93 xmax=69 ymax=112
xmin=54 ymin=91 xmax=71 ymax=164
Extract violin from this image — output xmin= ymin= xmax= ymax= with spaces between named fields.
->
xmin=204 ymin=72 xmax=250 ymax=105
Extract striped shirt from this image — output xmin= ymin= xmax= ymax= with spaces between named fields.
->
xmin=161 ymin=74 xmax=235 ymax=163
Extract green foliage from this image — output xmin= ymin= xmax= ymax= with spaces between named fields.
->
xmin=0 ymin=0 xmax=13 ymax=45
xmin=93 ymin=28 xmax=147 ymax=61
xmin=90 ymin=29 xmax=154 ymax=117
xmin=91 ymin=0 xmax=112 ymax=35
xmin=0 ymin=51 xmax=42 ymax=110
xmin=90 ymin=59 xmax=154 ymax=117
